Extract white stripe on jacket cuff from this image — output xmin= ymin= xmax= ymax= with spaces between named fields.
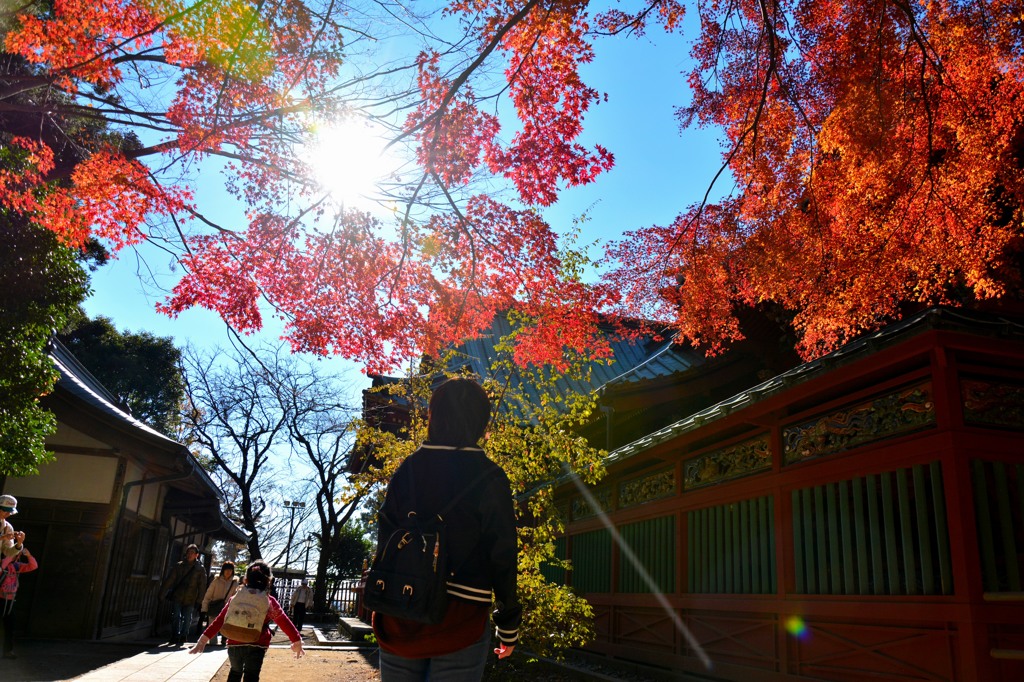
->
xmin=495 ymin=627 xmax=519 ymax=643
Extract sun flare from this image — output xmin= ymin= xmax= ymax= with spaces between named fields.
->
xmin=302 ymin=117 xmax=402 ymax=210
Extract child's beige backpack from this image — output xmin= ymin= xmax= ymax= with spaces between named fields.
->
xmin=220 ymin=587 xmax=269 ymax=642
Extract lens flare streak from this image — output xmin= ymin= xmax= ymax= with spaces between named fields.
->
xmin=564 ymin=466 xmax=713 ymax=671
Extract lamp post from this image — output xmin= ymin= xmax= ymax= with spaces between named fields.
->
xmin=282 ymin=500 xmax=305 ymax=575
xmin=303 ymin=535 xmax=313 ymax=578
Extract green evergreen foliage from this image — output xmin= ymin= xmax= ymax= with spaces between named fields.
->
xmin=58 ymin=316 xmax=185 ymax=436
xmin=325 ymin=524 xmax=372 ymax=579
xmin=0 ymin=216 xmax=88 ymax=475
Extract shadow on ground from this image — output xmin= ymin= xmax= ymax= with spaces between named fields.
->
xmin=353 ymin=647 xmax=380 ymax=669
xmin=5 ymin=637 xmax=174 ymax=682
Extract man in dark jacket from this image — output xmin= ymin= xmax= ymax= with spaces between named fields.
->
xmin=160 ymin=544 xmax=207 ymax=646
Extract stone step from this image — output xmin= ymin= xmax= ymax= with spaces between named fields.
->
xmin=338 ymin=616 xmax=374 ymax=642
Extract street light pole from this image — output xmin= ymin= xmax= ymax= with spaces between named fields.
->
xmin=282 ymin=500 xmax=305 ymax=575
xmin=303 ymin=535 xmax=313 ymax=577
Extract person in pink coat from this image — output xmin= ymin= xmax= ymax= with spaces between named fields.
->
xmin=189 ymin=560 xmax=303 ymax=681
xmin=1 ymin=545 xmax=39 ymax=659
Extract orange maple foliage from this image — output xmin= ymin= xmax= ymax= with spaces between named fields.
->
xmin=3 ymin=0 xmax=1023 ymax=372
xmin=604 ymin=0 xmax=1024 ymax=357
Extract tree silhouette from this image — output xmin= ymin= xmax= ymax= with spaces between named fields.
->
xmin=181 ymin=343 xmax=289 ymax=561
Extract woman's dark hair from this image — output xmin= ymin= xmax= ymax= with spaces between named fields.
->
xmin=427 ymin=377 xmax=491 ymax=448
xmin=220 ymin=561 xmax=235 ymax=575
xmin=245 ymin=560 xmax=273 ymax=591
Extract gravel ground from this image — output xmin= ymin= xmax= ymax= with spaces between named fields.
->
xmin=312 ymin=624 xmax=664 ymax=681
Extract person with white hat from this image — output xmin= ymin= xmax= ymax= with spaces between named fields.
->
xmin=0 ymin=495 xmax=25 ymax=559
xmin=1 ymin=542 xmax=38 ymax=659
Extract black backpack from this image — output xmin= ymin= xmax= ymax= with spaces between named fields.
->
xmin=364 ymin=467 xmax=495 ymax=624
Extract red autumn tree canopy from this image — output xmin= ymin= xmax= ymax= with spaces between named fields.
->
xmin=3 ymin=0 xmax=1022 ymax=372
xmin=604 ymin=0 xmax=1024 ymax=357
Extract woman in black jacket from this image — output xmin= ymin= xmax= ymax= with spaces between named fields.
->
xmin=373 ymin=377 xmax=520 ymax=681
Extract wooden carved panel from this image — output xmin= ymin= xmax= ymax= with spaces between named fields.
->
xmin=962 ymin=379 xmax=1024 ymax=430
xmin=784 ymin=382 xmax=935 ymax=465
xmin=572 ymin=486 xmax=613 ymax=519
xmin=619 ymin=468 xmax=676 ymax=507
xmin=684 ymin=435 xmax=771 ymax=490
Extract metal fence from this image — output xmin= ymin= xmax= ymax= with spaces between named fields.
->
xmin=274 ymin=576 xmax=362 ymax=616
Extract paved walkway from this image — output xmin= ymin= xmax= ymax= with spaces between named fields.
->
xmin=70 ymin=645 xmax=228 ymax=682
xmin=5 ymin=638 xmax=229 ymax=682
xmin=7 ymin=624 xmax=357 ymax=682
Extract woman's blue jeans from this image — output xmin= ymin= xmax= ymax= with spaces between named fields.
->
xmin=379 ymin=627 xmax=491 ymax=681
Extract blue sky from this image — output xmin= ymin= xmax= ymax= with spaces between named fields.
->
xmin=82 ymin=22 xmax=728 ymax=387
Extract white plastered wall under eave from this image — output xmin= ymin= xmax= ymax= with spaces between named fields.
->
xmin=121 ymin=459 xmax=163 ymax=521
xmin=6 ymin=451 xmax=119 ymax=504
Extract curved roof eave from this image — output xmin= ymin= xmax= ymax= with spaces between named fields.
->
xmin=50 ymin=340 xmax=183 ymax=451
xmin=49 ymin=339 xmax=224 ymax=502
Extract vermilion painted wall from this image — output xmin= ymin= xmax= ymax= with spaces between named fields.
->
xmin=557 ymin=325 xmax=1024 ymax=681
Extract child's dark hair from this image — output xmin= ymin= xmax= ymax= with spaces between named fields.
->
xmin=245 ymin=560 xmax=273 ymax=591
xmin=221 ymin=561 xmax=235 ymax=575
xmin=427 ymin=377 xmax=491 ymax=447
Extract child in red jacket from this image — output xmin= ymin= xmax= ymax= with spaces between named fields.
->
xmin=189 ymin=560 xmax=303 ymax=681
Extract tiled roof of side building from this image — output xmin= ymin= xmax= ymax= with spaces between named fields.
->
xmin=450 ymin=313 xmax=705 ymax=413
xmin=50 ymin=337 xmax=182 ymax=449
